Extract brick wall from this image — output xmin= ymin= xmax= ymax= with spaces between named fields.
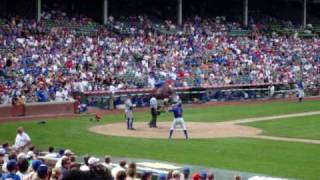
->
xmin=0 ymin=101 xmax=76 ymax=119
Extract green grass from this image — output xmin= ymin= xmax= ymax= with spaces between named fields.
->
xmin=245 ymin=115 xmax=320 ymax=140
xmin=142 ymin=100 xmax=320 ymax=123
xmin=0 ymin=100 xmax=320 ymax=180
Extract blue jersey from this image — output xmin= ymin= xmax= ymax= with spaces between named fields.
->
xmin=170 ymin=106 xmax=183 ymax=118
xmin=297 ymin=81 xmax=304 ymax=90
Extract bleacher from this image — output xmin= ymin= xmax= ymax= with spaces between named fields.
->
xmin=42 ymin=19 xmax=99 ymax=36
xmin=228 ymin=29 xmax=251 ymax=37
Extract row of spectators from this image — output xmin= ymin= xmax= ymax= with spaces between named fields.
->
xmin=0 ymin=127 xmax=242 ymax=180
xmin=0 ymin=10 xmax=319 ymax=104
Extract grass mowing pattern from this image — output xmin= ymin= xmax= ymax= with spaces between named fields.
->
xmin=0 ymin=100 xmax=320 ymax=179
xmin=245 ymin=115 xmax=320 ymax=140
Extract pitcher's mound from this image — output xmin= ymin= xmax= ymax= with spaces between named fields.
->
xmin=89 ymin=122 xmax=261 ymax=139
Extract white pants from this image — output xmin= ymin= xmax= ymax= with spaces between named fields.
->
xmin=171 ymin=117 xmax=187 ymax=130
xmin=297 ymin=89 xmax=305 ymax=99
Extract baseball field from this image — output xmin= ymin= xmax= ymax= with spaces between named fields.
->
xmin=0 ymin=99 xmax=320 ymax=180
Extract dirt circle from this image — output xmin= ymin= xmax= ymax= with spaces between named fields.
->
xmin=89 ymin=122 xmax=262 ymax=139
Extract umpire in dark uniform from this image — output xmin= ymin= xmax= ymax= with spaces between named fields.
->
xmin=149 ymin=96 xmax=158 ymax=128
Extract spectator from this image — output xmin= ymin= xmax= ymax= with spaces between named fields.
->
xmin=88 ymin=156 xmax=100 ymax=169
xmin=28 ymin=159 xmax=43 ymax=179
xmin=16 ymin=158 xmax=29 ymax=180
xmin=199 ymin=171 xmax=207 ymax=180
xmin=14 ymin=127 xmax=31 ymax=151
xmin=182 ymin=167 xmax=191 ymax=180
xmin=55 ymin=149 xmax=74 ymax=168
xmin=141 ymin=172 xmax=152 ymax=180
xmin=191 ymin=172 xmax=200 ymax=180
xmin=79 ymin=155 xmax=90 ymax=172
xmin=3 ymin=160 xmax=20 ymax=180
xmin=167 ymin=170 xmax=173 ymax=180
xmin=0 ymin=148 xmax=5 ymax=165
xmin=207 ymin=172 xmax=214 ymax=180
xmin=101 ymin=155 xmax=112 ymax=170
xmin=45 ymin=146 xmax=58 ymax=158
xmin=32 ymin=164 xmax=48 ymax=180
xmin=112 ymin=160 xmax=126 ymax=178
xmin=158 ymin=173 xmax=167 ymax=180
xmin=50 ymin=167 xmax=61 ymax=180
xmin=60 ymin=157 xmax=71 ymax=179
xmin=126 ymin=162 xmax=138 ymax=180
xmin=116 ymin=170 xmax=127 ymax=180
xmin=172 ymin=170 xmax=181 ymax=180
xmin=234 ymin=175 xmax=241 ymax=180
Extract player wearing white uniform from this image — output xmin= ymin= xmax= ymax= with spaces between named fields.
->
xmin=168 ymin=103 xmax=188 ymax=139
xmin=125 ymin=97 xmax=134 ymax=130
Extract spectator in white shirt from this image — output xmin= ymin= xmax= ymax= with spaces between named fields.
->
xmin=14 ymin=127 xmax=31 ymax=151
xmin=102 ymin=155 xmax=113 ymax=170
xmin=55 ymin=89 xmax=64 ymax=101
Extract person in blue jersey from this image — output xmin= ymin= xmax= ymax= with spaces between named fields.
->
xmin=168 ymin=102 xmax=188 ymax=139
xmin=296 ymin=81 xmax=305 ymax=103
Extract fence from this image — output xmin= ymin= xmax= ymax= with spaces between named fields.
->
xmin=0 ymin=100 xmax=76 ymax=120
xmin=81 ymin=83 xmax=310 ymax=109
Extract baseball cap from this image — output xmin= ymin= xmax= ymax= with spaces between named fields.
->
xmin=58 ymin=149 xmax=65 ymax=156
xmin=64 ymin=149 xmax=74 ymax=156
xmin=158 ymin=173 xmax=167 ymax=180
xmin=199 ymin=171 xmax=207 ymax=179
xmin=17 ymin=152 xmax=27 ymax=160
xmin=27 ymin=151 xmax=34 ymax=159
xmin=88 ymin=157 xmax=100 ymax=166
xmin=37 ymin=164 xmax=48 ymax=178
xmin=6 ymin=160 xmax=17 ymax=171
xmin=183 ymin=167 xmax=191 ymax=175
xmin=32 ymin=160 xmax=43 ymax=171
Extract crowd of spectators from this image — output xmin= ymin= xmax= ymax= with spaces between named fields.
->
xmin=0 ymin=10 xmax=319 ymax=105
xmin=0 ymin=127 xmax=241 ymax=180
xmin=0 ymin=144 xmax=226 ymax=180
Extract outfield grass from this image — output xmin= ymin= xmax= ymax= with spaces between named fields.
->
xmin=0 ymin=100 xmax=320 ymax=179
xmin=140 ymin=100 xmax=320 ymax=123
xmin=245 ymin=115 xmax=320 ymax=140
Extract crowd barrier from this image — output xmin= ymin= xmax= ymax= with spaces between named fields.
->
xmin=0 ymin=100 xmax=76 ymax=120
xmin=81 ymin=83 xmax=313 ymax=109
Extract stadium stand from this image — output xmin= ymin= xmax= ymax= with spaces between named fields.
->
xmin=0 ymin=11 xmax=319 ymax=107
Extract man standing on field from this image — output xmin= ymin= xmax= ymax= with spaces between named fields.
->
xmin=125 ymin=96 xmax=135 ymax=130
xmin=149 ymin=96 xmax=158 ymax=128
xmin=168 ymin=103 xmax=188 ymax=139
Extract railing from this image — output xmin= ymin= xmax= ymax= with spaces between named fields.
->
xmin=81 ymin=83 xmax=302 ymax=109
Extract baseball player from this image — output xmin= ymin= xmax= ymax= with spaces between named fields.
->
xmin=125 ymin=96 xmax=134 ymax=130
xmin=296 ymin=81 xmax=305 ymax=103
xmin=168 ymin=103 xmax=188 ymax=139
